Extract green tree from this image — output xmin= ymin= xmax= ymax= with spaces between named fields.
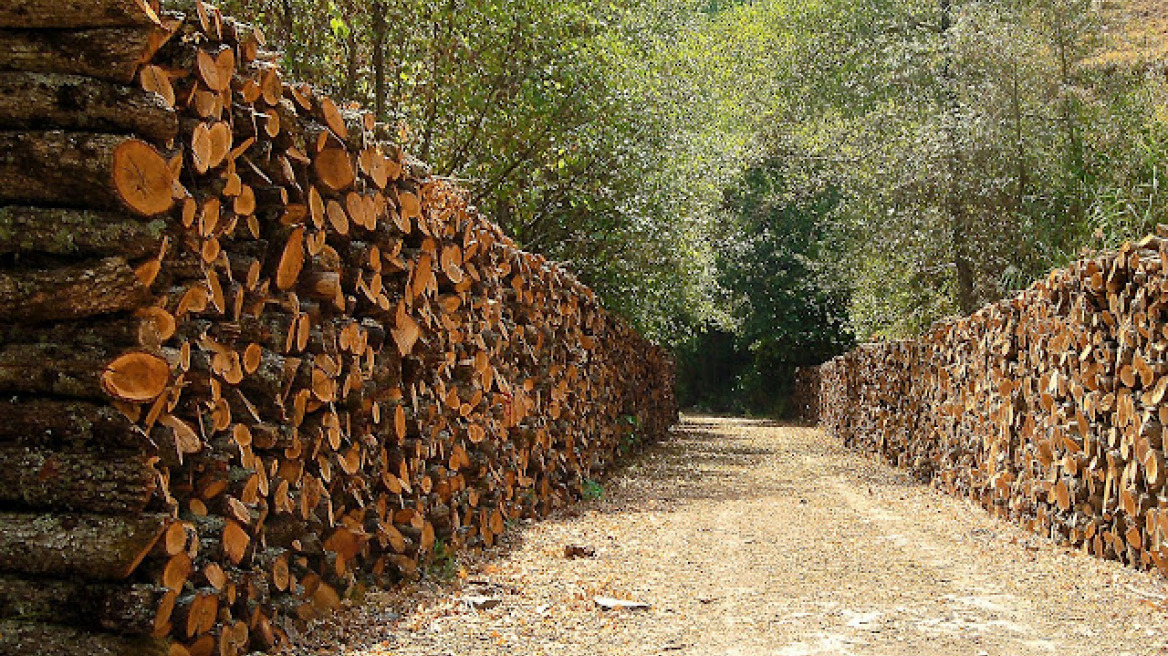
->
xmin=216 ymin=0 xmax=722 ymax=340
xmin=718 ymin=151 xmax=855 ymax=413
xmin=212 ymin=0 xmax=1168 ymax=410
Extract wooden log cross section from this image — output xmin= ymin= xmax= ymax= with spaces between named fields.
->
xmin=0 ymin=1 xmax=679 ymax=655
xmin=820 ymin=229 xmax=1168 ymax=579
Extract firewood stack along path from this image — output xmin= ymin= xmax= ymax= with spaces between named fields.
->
xmin=0 ymin=1 xmax=678 ymax=654
xmin=820 ymin=229 xmax=1168 ymax=581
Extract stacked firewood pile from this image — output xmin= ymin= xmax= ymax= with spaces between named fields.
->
xmin=789 ymin=367 xmax=820 ymax=423
xmin=821 ymin=232 xmax=1168 ymax=575
xmin=0 ymin=1 xmax=678 ymax=654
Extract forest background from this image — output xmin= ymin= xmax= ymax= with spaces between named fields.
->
xmin=217 ymin=0 xmax=1168 ymax=414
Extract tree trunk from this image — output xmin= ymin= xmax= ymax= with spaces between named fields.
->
xmin=0 ymin=207 xmax=169 ymax=259
xmin=0 ymin=72 xmax=177 ymax=142
xmin=0 ymin=512 xmax=169 ymax=580
xmin=0 ymin=257 xmax=150 ymax=324
xmin=0 ymin=26 xmax=172 ymax=84
xmin=0 ymin=446 xmax=157 ymax=514
xmin=372 ymin=2 xmax=387 ymax=121
xmin=0 ymin=0 xmax=159 ymax=28
xmin=1010 ymin=62 xmax=1026 ymax=216
xmin=280 ymin=0 xmax=295 ymax=45
xmin=939 ymin=0 xmax=975 ymax=314
xmin=0 ymin=341 xmax=137 ymax=399
xmin=344 ymin=27 xmax=359 ymax=100
xmin=0 ymin=398 xmax=145 ymax=448
xmin=0 ymin=313 xmax=175 ymax=352
xmin=0 ymin=621 xmax=169 ymax=656
xmin=1054 ymin=37 xmax=1085 ymax=213
xmin=0 ymin=132 xmax=174 ymax=216
xmin=0 ymin=577 xmax=173 ymax=636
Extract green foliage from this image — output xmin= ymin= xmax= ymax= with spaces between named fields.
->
xmin=217 ymin=0 xmax=1168 ymax=411
xmin=216 ymin=0 xmax=721 ymax=341
xmin=581 ymin=478 xmax=605 ymax=501
xmin=718 ymin=153 xmax=854 ymax=363
xmin=678 ymin=149 xmax=856 ymax=414
xmin=423 ymin=539 xmax=458 ymax=582
xmin=668 ymin=0 xmax=1168 ymax=408
xmin=672 ymin=0 xmax=1168 ymax=329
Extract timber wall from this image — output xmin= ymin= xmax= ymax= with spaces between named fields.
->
xmin=820 ymin=234 xmax=1168 ymax=577
xmin=790 ymin=366 xmax=820 ymax=423
xmin=0 ymin=2 xmax=677 ymax=654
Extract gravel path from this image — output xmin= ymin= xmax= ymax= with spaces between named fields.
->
xmin=281 ymin=416 xmax=1168 ymax=656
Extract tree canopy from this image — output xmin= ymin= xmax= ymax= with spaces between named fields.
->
xmin=216 ymin=0 xmax=1168 ymax=414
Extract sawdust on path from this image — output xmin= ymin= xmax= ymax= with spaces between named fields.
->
xmin=281 ymin=416 xmax=1168 ymax=656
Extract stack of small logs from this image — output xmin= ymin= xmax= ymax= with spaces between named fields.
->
xmin=789 ymin=366 xmax=820 ymax=423
xmin=820 ymin=229 xmax=1168 ymax=577
xmin=0 ymin=1 xmax=678 ymax=654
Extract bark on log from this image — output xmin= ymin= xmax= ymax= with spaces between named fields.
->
xmin=0 ymin=577 xmax=172 ymax=636
xmin=0 ymin=621 xmax=168 ymax=656
xmin=0 ymin=132 xmax=174 ymax=216
xmin=0 ymin=512 xmax=169 ymax=580
xmin=0 ymin=0 xmax=160 ymax=29
xmin=0 ymin=313 xmax=175 ymax=352
xmin=0 ymin=207 xmax=169 ymax=259
xmin=0 ymin=342 xmax=134 ymax=400
xmin=0 ymin=398 xmax=146 ymax=448
xmin=0 ymin=26 xmax=171 ymax=84
xmin=0 ymin=257 xmax=151 ymax=323
xmin=0 ymin=446 xmax=157 ymax=514
xmin=0 ymin=73 xmax=177 ymax=142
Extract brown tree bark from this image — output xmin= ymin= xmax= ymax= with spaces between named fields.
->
xmin=0 ymin=621 xmax=169 ymax=656
xmin=372 ymin=1 xmax=387 ymax=121
xmin=0 ymin=512 xmax=169 ymax=580
xmin=0 ymin=446 xmax=157 ymax=514
xmin=0 ymin=26 xmax=171 ymax=84
xmin=0 ymin=398 xmax=145 ymax=448
xmin=0 ymin=72 xmax=177 ymax=142
xmin=0 ymin=207 xmax=169 ymax=259
xmin=0 ymin=0 xmax=159 ymax=28
xmin=0 ymin=257 xmax=150 ymax=324
xmin=0 ymin=341 xmax=137 ymax=399
xmin=0 ymin=132 xmax=174 ymax=216
xmin=0 ymin=577 xmax=173 ymax=636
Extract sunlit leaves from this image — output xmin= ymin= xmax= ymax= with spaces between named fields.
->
xmin=212 ymin=0 xmax=1168 ymax=371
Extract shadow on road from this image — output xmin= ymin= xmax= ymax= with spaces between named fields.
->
xmin=442 ymin=417 xmax=805 ymax=580
xmin=580 ymin=415 xmax=819 ymax=515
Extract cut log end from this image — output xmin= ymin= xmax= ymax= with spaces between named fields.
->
xmin=314 ymin=148 xmax=355 ymax=192
xmin=113 ymin=139 xmax=174 ymax=217
xmin=275 ymin=227 xmax=305 ymax=291
xmin=101 ymin=351 xmax=169 ymax=402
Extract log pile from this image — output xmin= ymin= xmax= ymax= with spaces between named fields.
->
xmin=790 ymin=366 xmax=820 ymax=423
xmin=820 ymin=231 xmax=1168 ymax=575
xmin=0 ymin=1 xmax=678 ymax=654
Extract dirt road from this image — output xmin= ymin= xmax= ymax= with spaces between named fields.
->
xmin=285 ymin=416 xmax=1168 ymax=656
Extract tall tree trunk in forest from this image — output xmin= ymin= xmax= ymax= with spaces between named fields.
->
xmin=1056 ymin=35 xmax=1084 ymax=184
xmin=372 ymin=1 xmax=386 ymax=121
xmin=344 ymin=26 xmax=358 ymax=100
xmin=390 ymin=2 xmax=405 ymax=121
xmin=1010 ymin=61 xmax=1027 ymax=216
xmin=280 ymin=0 xmax=294 ymax=44
xmin=940 ymin=0 xmax=975 ymax=314
xmin=420 ymin=1 xmax=451 ymax=163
